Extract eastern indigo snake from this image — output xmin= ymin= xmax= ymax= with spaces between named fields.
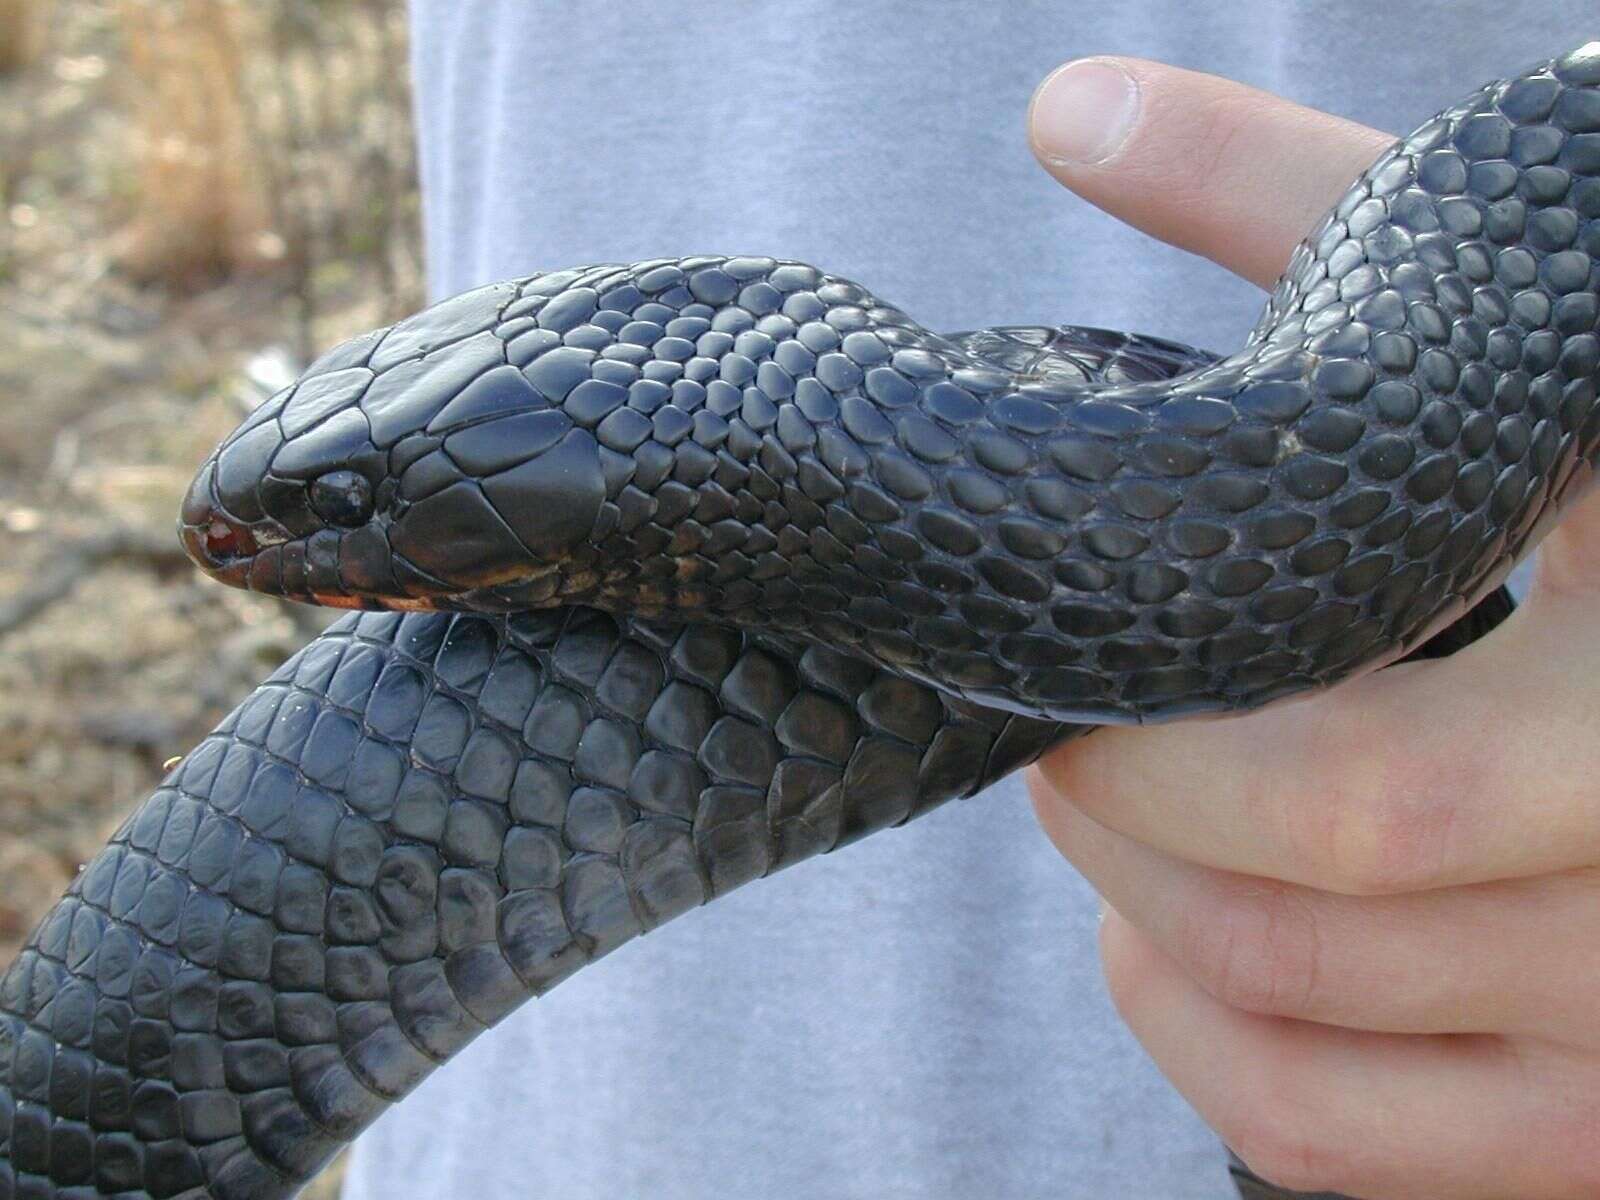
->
xmin=4 ymin=43 xmax=1600 ymax=1200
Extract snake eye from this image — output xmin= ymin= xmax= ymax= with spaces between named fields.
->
xmin=309 ymin=470 xmax=374 ymax=528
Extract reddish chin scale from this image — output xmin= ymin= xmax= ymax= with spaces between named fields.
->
xmin=203 ymin=518 xmax=255 ymax=562
xmin=311 ymin=592 xmax=370 ymax=610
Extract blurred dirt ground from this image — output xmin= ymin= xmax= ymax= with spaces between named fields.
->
xmin=0 ymin=2 xmax=425 ymax=1194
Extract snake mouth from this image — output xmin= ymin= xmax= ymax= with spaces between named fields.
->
xmin=178 ymin=511 xmax=286 ymax=594
xmin=179 ymin=460 xmax=278 ymax=582
xmin=182 ymin=518 xmax=450 ymax=611
xmin=181 ymin=462 xmax=472 ymax=611
xmin=177 ymin=512 xmax=258 ymax=587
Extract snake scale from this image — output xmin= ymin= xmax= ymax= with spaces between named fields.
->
xmin=5 ymin=43 xmax=1600 ymax=1200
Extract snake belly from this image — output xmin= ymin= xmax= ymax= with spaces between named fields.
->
xmin=6 ymin=41 xmax=1600 ymax=1200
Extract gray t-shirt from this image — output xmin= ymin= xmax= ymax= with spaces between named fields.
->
xmin=346 ymin=5 xmax=1581 ymax=1197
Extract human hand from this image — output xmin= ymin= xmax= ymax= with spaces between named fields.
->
xmin=1026 ymin=57 xmax=1600 ymax=1198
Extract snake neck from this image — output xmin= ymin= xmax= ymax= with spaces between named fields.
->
xmin=184 ymin=44 xmax=1600 ymax=725
xmin=493 ymin=48 xmax=1598 ymax=723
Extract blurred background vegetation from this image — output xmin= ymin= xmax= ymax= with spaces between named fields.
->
xmin=0 ymin=2 xmax=425 ymax=1192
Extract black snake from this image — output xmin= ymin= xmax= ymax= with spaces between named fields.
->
xmin=4 ymin=43 xmax=1600 ymax=1200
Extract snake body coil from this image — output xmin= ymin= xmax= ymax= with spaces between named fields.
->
xmin=4 ymin=44 xmax=1600 ymax=1199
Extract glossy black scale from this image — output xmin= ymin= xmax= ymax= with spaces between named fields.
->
xmin=8 ymin=43 xmax=1600 ymax=1200
xmin=0 ymin=608 xmax=1071 ymax=1200
xmin=180 ymin=48 xmax=1597 ymax=725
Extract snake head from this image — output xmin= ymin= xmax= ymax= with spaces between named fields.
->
xmin=181 ymin=276 xmax=613 ymax=609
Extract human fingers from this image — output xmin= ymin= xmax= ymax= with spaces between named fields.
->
xmin=1027 ymin=56 xmax=1395 ymax=288
xmin=1029 ymin=594 xmax=1600 ymax=895
xmin=1098 ymin=907 xmax=1600 ymax=1198
xmin=1031 ymin=781 xmax=1600 ymax=1040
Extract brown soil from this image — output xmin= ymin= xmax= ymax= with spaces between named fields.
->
xmin=0 ymin=4 xmax=424 ymax=1194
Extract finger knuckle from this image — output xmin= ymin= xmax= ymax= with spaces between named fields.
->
xmin=1097 ymin=911 xmax=1169 ymax=1029
xmin=1179 ymin=882 xmax=1323 ymax=1016
xmin=1188 ymin=98 xmax=1256 ymax=193
xmin=1139 ymin=93 xmax=1262 ymax=245
xmin=1559 ymin=1149 xmax=1600 ymax=1197
xmin=1032 ymin=735 xmax=1135 ymax=816
xmin=1023 ymin=761 xmax=1090 ymax=859
xmin=1023 ymin=763 xmax=1053 ymax=818
xmin=1223 ymin=1110 xmax=1350 ymax=1196
xmin=1542 ymin=1100 xmax=1600 ymax=1192
xmin=1285 ymin=699 xmax=1466 ymax=895
xmin=1320 ymin=789 xmax=1459 ymax=896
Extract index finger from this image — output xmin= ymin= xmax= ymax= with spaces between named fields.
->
xmin=1031 ymin=574 xmax=1600 ymax=896
xmin=1027 ymin=57 xmax=1396 ymax=289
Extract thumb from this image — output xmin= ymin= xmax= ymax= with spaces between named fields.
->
xmin=1027 ymin=57 xmax=1394 ymax=289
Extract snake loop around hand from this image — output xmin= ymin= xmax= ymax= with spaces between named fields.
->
xmin=3 ymin=43 xmax=1599 ymax=1200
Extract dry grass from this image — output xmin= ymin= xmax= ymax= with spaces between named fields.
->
xmin=111 ymin=0 xmax=420 ymax=344
xmin=0 ymin=0 xmax=48 ymax=74
xmin=0 ymin=3 xmax=422 ymax=1195
xmin=116 ymin=0 xmax=267 ymax=288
